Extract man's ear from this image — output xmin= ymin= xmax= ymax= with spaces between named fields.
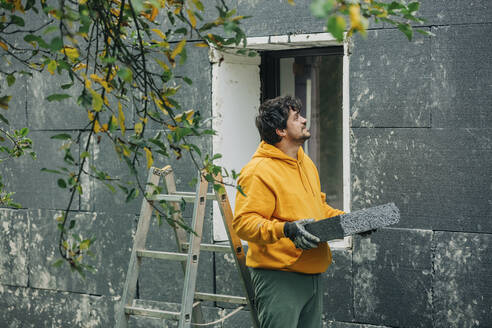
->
xmin=276 ymin=128 xmax=286 ymax=138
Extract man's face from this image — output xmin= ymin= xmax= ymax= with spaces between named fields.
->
xmin=282 ymin=108 xmax=310 ymax=144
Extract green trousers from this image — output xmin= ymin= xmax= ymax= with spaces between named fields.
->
xmin=249 ymin=268 xmax=323 ymax=328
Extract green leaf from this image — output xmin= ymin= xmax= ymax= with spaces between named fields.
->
xmin=183 ymin=77 xmax=192 ymax=85
xmin=69 ymin=220 xmax=76 ymax=230
xmin=24 ymin=34 xmax=49 ymax=48
xmin=408 ymin=2 xmax=420 ymax=12
xmin=102 ymin=56 xmax=116 ymax=64
xmin=61 ymin=83 xmax=74 ymax=90
xmin=236 ymin=185 xmax=247 ymax=197
xmin=310 ymin=0 xmax=335 ymax=18
xmin=175 ymin=28 xmax=188 ymax=35
xmin=52 ymin=259 xmax=65 ymax=267
xmin=46 ymin=93 xmax=71 ymax=102
xmin=117 ymin=68 xmax=133 ymax=83
xmin=57 ymin=179 xmax=67 ymax=188
xmin=397 ymin=23 xmax=413 ymax=41
xmin=50 ymin=133 xmax=72 ymax=140
xmin=48 ymin=36 xmax=63 ymax=51
xmin=388 ymin=1 xmax=405 ymax=11
xmin=0 ymin=113 xmax=9 ymax=125
xmin=10 ymin=15 xmax=25 ymax=27
xmin=19 ymin=127 xmax=29 ymax=137
xmin=43 ymin=25 xmax=59 ymax=35
xmin=7 ymin=74 xmax=15 ymax=87
xmin=41 ymin=168 xmax=61 ymax=174
xmin=327 ymin=15 xmax=346 ymax=42
xmin=125 ymin=188 xmax=137 ymax=203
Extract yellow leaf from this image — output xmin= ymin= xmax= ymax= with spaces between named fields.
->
xmin=61 ymin=46 xmax=79 ymax=61
xmin=187 ymin=9 xmax=196 ymax=28
xmin=287 ymin=0 xmax=295 ymax=5
xmin=231 ymin=15 xmax=245 ymax=22
xmin=151 ymin=92 xmax=168 ymax=115
xmin=73 ymin=63 xmax=86 ymax=71
xmin=118 ymin=101 xmax=126 ymax=135
xmin=110 ymin=8 xmax=119 ymax=17
xmin=154 ymin=58 xmax=169 ymax=71
xmin=79 ymin=0 xmax=88 ymax=4
xmin=167 ymin=124 xmax=176 ymax=131
xmin=47 ymin=60 xmax=57 ymax=75
xmin=185 ymin=109 xmax=194 ymax=124
xmin=80 ymin=240 xmax=90 ymax=250
xmin=152 ymin=28 xmax=167 ymax=40
xmin=194 ymin=42 xmax=208 ymax=48
xmin=13 ymin=0 xmax=25 ymax=12
xmin=0 ymin=95 xmax=12 ymax=110
xmin=93 ymin=120 xmax=101 ymax=133
xmin=171 ymin=39 xmax=186 ymax=59
xmin=111 ymin=115 xmax=117 ymax=128
xmin=122 ymin=146 xmax=130 ymax=157
xmin=88 ymin=111 xmax=95 ymax=121
xmin=349 ymin=5 xmax=362 ymax=29
xmin=150 ymin=7 xmax=158 ymax=21
xmin=144 ymin=147 xmax=153 ymax=169
xmin=164 ymin=97 xmax=174 ymax=108
xmin=134 ymin=122 xmax=143 ymax=135
xmin=91 ymin=90 xmax=103 ymax=111
xmin=0 ymin=41 xmax=8 ymax=51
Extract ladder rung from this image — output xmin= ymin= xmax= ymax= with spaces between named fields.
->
xmin=137 ymin=250 xmax=187 ymax=261
xmin=195 ymin=292 xmax=247 ymax=304
xmin=182 ymin=243 xmax=232 ymax=253
xmin=150 ymin=192 xmax=217 ymax=203
xmin=124 ymin=306 xmax=180 ymax=320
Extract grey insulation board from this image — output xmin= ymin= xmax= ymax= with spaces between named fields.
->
xmin=305 ymin=203 xmax=400 ymax=242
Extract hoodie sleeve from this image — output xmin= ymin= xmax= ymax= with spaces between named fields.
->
xmin=233 ymin=172 xmax=286 ymax=244
xmin=321 ymin=192 xmax=345 ymax=218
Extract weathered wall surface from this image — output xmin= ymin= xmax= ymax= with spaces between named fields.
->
xmin=1 ymin=0 xmax=491 ymax=327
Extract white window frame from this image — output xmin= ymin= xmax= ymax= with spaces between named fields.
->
xmin=210 ymin=33 xmax=352 ymax=250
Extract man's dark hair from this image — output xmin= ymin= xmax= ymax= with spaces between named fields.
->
xmin=255 ymin=95 xmax=302 ymax=145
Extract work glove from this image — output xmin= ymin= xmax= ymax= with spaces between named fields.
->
xmin=284 ymin=219 xmax=320 ymax=250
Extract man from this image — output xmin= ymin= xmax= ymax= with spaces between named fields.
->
xmin=233 ymin=95 xmax=344 ymax=328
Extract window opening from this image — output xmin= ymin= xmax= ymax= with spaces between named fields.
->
xmin=261 ymin=47 xmax=344 ymax=209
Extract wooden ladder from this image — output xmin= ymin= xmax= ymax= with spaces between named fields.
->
xmin=115 ymin=165 xmax=259 ymax=328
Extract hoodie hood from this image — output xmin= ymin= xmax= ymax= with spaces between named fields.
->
xmin=252 ymin=141 xmax=305 ymax=166
xmin=252 ymin=141 xmax=312 ymax=194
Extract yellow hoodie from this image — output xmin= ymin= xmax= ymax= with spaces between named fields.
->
xmin=233 ymin=141 xmax=344 ymax=274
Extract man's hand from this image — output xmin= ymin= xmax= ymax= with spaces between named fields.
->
xmin=284 ymin=219 xmax=321 ymax=250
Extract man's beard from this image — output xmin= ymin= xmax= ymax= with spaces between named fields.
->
xmin=296 ymin=132 xmax=311 ymax=143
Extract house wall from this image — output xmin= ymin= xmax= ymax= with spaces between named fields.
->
xmin=1 ymin=0 xmax=491 ymax=327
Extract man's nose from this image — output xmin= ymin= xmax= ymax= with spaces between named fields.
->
xmin=301 ymin=116 xmax=307 ymax=123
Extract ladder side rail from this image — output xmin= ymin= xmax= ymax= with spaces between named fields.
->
xmin=162 ymin=165 xmax=205 ymax=325
xmin=214 ymin=174 xmax=261 ymax=328
xmin=162 ymin=165 xmax=189 ymax=265
xmin=179 ymin=172 xmax=209 ymax=328
xmin=115 ymin=167 xmax=162 ymax=328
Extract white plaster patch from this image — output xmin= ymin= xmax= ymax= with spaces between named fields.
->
xmin=354 ymin=238 xmax=379 ymax=264
xmin=355 ymin=266 xmax=379 ymax=314
xmin=223 ymin=253 xmax=235 ymax=264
